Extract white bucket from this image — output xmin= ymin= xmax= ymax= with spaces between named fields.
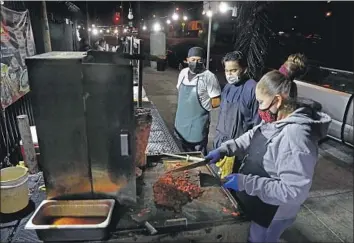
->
xmin=0 ymin=167 xmax=29 ymax=214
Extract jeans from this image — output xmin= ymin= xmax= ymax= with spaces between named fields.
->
xmin=248 ymin=218 xmax=295 ymax=243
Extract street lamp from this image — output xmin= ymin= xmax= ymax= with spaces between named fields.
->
xmin=166 ymin=19 xmax=171 ymax=24
xmin=172 ymin=12 xmax=179 ymax=21
xmin=142 ymin=25 xmax=147 ymax=31
xmin=206 ymin=9 xmax=213 ymax=17
xmin=100 ymin=29 xmax=103 ymax=33
xmin=128 ymin=8 xmax=134 ymax=20
xmin=219 ymin=2 xmax=229 ymax=13
xmin=153 ymin=22 xmax=161 ymax=32
xmin=183 ymin=15 xmax=188 ymax=21
xmin=92 ymin=28 xmax=98 ymax=35
xmin=106 ymin=29 xmax=110 ymax=33
xmin=219 ymin=2 xmax=238 ymax=17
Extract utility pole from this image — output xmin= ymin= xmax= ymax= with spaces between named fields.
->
xmin=206 ymin=15 xmax=212 ymax=70
xmin=41 ymin=0 xmax=52 ymax=52
xmin=86 ymin=1 xmax=91 ymax=44
xmin=121 ymin=1 xmax=124 ymax=26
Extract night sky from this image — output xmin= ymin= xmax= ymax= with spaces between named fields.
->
xmin=54 ymin=1 xmax=354 ymax=70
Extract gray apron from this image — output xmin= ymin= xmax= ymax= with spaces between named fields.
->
xmin=235 ymin=127 xmax=284 ymax=228
xmin=174 ymin=76 xmax=209 ymax=143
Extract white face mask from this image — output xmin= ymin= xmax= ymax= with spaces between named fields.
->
xmin=226 ymin=75 xmax=240 ymax=84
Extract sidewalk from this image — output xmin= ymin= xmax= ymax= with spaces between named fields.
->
xmin=142 ymin=66 xmax=354 ymax=243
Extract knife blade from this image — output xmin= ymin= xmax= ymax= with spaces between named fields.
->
xmin=168 ymin=159 xmax=209 ymax=173
xmin=161 ymin=153 xmax=205 ymax=162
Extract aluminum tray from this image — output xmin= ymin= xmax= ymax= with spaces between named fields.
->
xmin=25 ymin=199 xmax=115 ymax=242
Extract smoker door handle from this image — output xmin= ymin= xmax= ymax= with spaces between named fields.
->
xmin=120 ymin=133 xmax=130 ymax=156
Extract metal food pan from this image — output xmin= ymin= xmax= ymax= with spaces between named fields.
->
xmin=25 ymin=199 xmax=115 ymax=242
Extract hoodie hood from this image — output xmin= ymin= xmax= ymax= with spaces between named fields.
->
xmin=275 ymin=99 xmax=332 ymax=140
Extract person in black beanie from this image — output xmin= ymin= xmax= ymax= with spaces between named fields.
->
xmin=174 ymin=47 xmax=221 ymax=155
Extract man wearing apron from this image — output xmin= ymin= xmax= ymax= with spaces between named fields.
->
xmin=212 ymin=51 xmax=261 ymax=178
xmin=174 ymin=47 xmax=221 ymax=155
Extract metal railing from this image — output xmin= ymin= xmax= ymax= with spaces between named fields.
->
xmin=0 ymin=94 xmax=35 ymax=168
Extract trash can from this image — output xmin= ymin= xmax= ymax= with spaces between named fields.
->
xmin=156 ymin=60 xmax=166 ymax=71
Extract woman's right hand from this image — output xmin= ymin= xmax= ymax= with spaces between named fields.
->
xmin=205 ymin=149 xmax=222 ymax=164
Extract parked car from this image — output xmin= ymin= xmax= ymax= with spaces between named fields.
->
xmin=295 ymin=66 xmax=353 ymax=147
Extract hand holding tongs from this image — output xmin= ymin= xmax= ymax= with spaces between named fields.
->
xmin=161 ymin=153 xmax=210 ymax=173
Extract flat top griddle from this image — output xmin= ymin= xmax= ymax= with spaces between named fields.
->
xmin=112 ymin=152 xmax=245 ymax=233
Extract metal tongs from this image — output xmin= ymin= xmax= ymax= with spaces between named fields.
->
xmin=161 ymin=153 xmax=210 ymax=173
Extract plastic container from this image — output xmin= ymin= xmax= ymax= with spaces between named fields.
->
xmin=0 ymin=166 xmax=29 ymax=214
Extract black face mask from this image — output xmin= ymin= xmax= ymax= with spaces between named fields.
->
xmin=188 ymin=61 xmax=204 ymax=74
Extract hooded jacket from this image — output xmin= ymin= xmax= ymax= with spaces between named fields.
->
xmin=218 ymin=104 xmax=332 ymax=220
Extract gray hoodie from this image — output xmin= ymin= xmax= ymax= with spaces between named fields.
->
xmin=218 ymin=105 xmax=332 ymax=220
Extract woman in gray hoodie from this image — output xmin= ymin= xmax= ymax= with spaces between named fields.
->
xmin=206 ymin=70 xmax=332 ymax=242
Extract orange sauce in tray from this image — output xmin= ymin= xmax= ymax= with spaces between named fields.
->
xmin=44 ymin=217 xmax=106 ymax=225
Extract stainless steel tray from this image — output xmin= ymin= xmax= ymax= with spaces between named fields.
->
xmin=25 ymin=199 xmax=115 ymax=242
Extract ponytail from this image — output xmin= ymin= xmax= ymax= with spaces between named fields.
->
xmin=279 ymin=53 xmax=308 ymax=81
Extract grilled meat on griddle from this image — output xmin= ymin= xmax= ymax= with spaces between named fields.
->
xmin=153 ymin=172 xmax=202 ymax=212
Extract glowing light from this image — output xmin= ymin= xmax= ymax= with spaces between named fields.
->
xmin=77 ymin=25 xmax=81 ymax=29
xmin=99 ymin=29 xmax=103 ymax=33
xmin=128 ymin=8 xmax=134 ymax=20
xmin=206 ymin=10 xmax=213 ymax=17
xmin=183 ymin=16 xmax=188 ymax=21
xmin=202 ymin=10 xmax=206 ymax=15
xmin=153 ymin=22 xmax=161 ymax=32
xmin=92 ymin=28 xmax=98 ymax=35
xmin=114 ymin=29 xmax=118 ymax=34
xmin=106 ymin=29 xmax=110 ymax=33
xmin=142 ymin=25 xmax=147 ymax=30
xmin=326 ymin=11 xmax=332 ymax=17
xmin=219 ymin=2 xmax=229 ymax=13
xmin=88 ymin=28 xmax=92 ymax=32
xmin=172 ymin=12 xmax=179 ymax=21
xmin=166 ymin=19 xmax=171 ymax=24
xmin=92 ymin=24 xmax=95 ymax=27
xmin=123 ymin=29 xmax=127 ymax=33
xmin=294 ymin=15 xmax=297 ymax=19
